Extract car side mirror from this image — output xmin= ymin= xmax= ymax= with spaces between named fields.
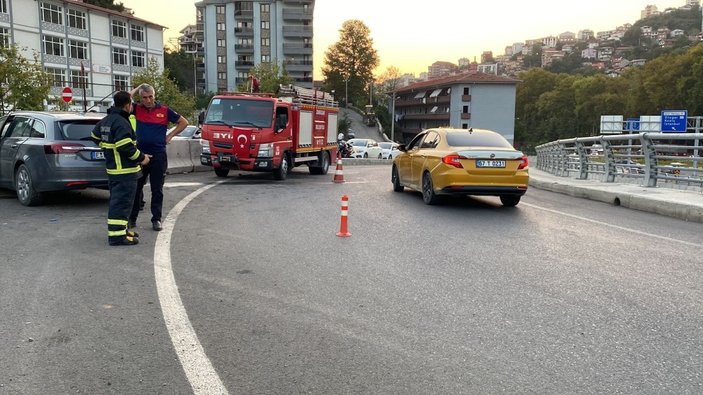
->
xmin=398 ymin=144 xmax=407 ymax=152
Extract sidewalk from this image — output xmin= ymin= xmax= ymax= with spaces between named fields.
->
xmin=529 ymin=168 xmax=703 ymax=223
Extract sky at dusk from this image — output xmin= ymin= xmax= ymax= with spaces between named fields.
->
xmin=121 ymin=0 xmax=693 ymax=79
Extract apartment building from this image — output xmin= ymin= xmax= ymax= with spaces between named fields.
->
xmin=392 ymin=72 xmax=519 ymax=144
xmin=194 ymin=0 xmax=314 ymax=93
xmin=0 ymin=0 xmax=164 ymax=110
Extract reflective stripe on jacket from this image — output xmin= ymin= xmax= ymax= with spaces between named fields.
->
xmin=91 ymin=107 xmax=145 ymax=175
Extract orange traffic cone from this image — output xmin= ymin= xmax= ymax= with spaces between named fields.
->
xmin=332 ymin=158 xmax=345 ymax=183
xmin=336 ymin=195 xmax=351 ymax=237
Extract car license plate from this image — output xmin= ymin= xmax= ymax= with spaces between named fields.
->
xmin=476 ymin=160 xmax=505 ymax=168
xmin=91 ymin=151 xmax=105 ymax=160
xmin=220 ymin=155 xmax=230 ymax=162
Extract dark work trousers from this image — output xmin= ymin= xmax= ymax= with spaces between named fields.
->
xmin=108 ymin=174 xmax=139 ymax=243
xmin=130 ymin=151 xmax=168 ymax=223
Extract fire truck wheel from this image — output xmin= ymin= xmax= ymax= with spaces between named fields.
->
xmin=273 ymin=153 xmax=290 ymax=180
xmin=214 ymin=168 xmax=230 ymax=177
xmin=309 ymin=151 xmax=329 ymax=175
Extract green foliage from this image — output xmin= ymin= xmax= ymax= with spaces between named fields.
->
xmin=0 ymin=45 xmax=51 ymax=114
xmin=515 ymin=43 xmax=703 ymax=150
xmin=163 ymin=47 xmax=194 ymax=92
xmin=321 ymin=20 xmax=379 ymax=107
xmin=132 ymin=57 xmax=196 ymax=122
xmin=236 ymin=61 xmax=293 ymax=93
xmin=83 ymin=0 xmax=124 ymax=12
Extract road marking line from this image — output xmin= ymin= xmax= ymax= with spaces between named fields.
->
xmin=154 ymin=181 xmax=229 ymax=394
xmin=522 ymin=202 xmax=698 ymax=248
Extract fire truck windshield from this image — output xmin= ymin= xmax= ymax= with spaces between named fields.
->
xmin=206 ymin=98 xmax=274 ymax=128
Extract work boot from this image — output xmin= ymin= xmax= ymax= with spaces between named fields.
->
xmin=109 ymin=235 xmax=139 ymax=246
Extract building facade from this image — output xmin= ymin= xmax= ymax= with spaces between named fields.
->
xmin=392 ymin=72 xmax=519 ymax=144
xmin=194 ymin=0 xmax=314 ymax=93
xmin=0 ymin=0 xmax=164 ymax=111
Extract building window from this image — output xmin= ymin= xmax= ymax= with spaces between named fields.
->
xmin=45 ymin=67 xmax=65 ymax=87
xmin=462 ymin=123 xmax=469 ymax=129
xmin=462 ymin=105 xmax=469 ymax=113
xmin=261 ymin=38 xmax=270 ymax=46
xmin=66 ymin=9 xmax=86 ymax=29
xmin=217 ymin=72 xmax=226 ymax=80
xmin=216 ymin=5 xmax=225 ymax=14
xmin=68 ymin=40 xmax=87 ymax=59
xmin=261 ymin=4 xmax=269 ymax=12
xmin=0 ymin=0 xmax=7 ymax=14
xmin=114 ymin=74 xmax=129 ymax=91
xmin=217 ymin=55 xmax=226 ymax=64
xmin=43 ymin=35 xmax=64 ymax=56
xmin=41 ymin=2 xmax=62 ymax=24
xmin=112 ymin=20 xmax=127 ymax=38
xmin=70 ymin=69 xmax=88 ymax=89
xmin=0 ymin=27 xmax=8 ymax=47
xmin=130 ymin=25 xmax=144 ymax=42
xmin=217 ymin=39 xmax=225 ymax=47
xmin=463 ymin=87 xmax=469 ymax=95
xmin=112 ymin=47 xmax=127 ymax=65
xmin=131 ymin=50 xmax=145 ymax=67
xmin=261 ymin=55 xmax=270 ymax=63
xmin=261 ymin=21 xmax=270 ymax=29
xmin=216 ymin=23 xmax=225 ymax=31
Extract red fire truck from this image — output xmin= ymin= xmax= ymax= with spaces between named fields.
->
xmin=199 ymin=85 xmax=339 ymax=180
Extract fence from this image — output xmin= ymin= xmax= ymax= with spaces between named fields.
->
xmin=535 ymin=133 xmax=703 ymax=191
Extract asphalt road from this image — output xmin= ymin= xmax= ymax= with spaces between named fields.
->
xmin=0 ymin=166 xmax=701 ymax=394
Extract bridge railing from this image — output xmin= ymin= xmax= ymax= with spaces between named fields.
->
xmin=535 ymin=133 xmax=703 ymax=191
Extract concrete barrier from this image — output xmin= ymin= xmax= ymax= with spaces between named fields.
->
xmin=188 ymin=139 xmax=211 ymax=172
xmin=166 ymin=139 xmax=195 ymax=174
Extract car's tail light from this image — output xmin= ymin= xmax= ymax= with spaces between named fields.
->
xmin=518 ymin=155 xmax=529 ymax=169
xmin=44 ymin=143 xmax=84 ymax=154
xmin=442 ymin=154 xmax=464 ymax=168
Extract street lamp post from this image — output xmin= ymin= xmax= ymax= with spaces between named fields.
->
xmin=390 ymin=93 xmax=396 ymax=142
xmin=344 ymin=78 xmax=348 ymax=108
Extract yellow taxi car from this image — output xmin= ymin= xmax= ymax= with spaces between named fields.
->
xmin=391 ymin=128 xmax=528 ymax=206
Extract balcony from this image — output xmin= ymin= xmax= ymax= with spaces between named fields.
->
xmin=283 ymin=25 xmax=313 ymax=38
xmin=283 ymin=42 xmax=313 ymax=55
xmin=283 ymin=9 xmax=313 ymax=21
xmin=234 ymin=27 xmax=253 ymax=36
xmin=461 ymin=113 xmax=471 ymax=120
xmin=235 ymin=44 xmax=254 ymax=53
xmin=402 ymin=113 xmax=449 ymax=121
xmin=462 ymin=94 xmax=472 ymax=102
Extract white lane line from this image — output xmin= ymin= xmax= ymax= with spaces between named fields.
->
xmin=522 ymin=202 xmax=699 ymax=248
xmin=154 ymin=181 xmax=229 ymax=395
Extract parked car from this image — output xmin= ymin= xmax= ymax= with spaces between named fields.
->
xmin=347 ymin=129 xmax=356 ymax=139
xmin=170 ymin=125 xmax=201 ymax=140
xmin=348 ymin=138 xmax=383 ymax=159
xmin=379 ymin=141 xmax=400 ymax=159
xmin=391 ymin=128 xmax=529 ymax=206
xmin=615 ymin=159 xmax=645 ymax=174
xmin=0 ymin=111 xmax=107 ymax=206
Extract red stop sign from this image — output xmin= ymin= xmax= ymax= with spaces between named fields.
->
xmin=62 ymin=86 xmax=73 ymax=103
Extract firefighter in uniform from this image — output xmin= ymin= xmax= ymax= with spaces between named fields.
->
xmin=91 ymin=91 xmax=150 ymax=246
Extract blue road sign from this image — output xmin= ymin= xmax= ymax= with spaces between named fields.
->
xmin=626 ymin=118 xmax=640 ymax=132
xmin=660 ymin=110 xmax=687 ymax=133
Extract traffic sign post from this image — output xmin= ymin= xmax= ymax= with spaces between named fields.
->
xmin=660 ymin=110 xmax=687 ymax=133
xmin=62 ymin=86 xmax=73 ymax=103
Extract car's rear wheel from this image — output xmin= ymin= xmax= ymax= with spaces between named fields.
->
xmin=500 ymin=195 xmax=521 ymax=207
xmin=214 ymin=167 xmax=229 ymax=177
xmin=422 ymin=172 xmax=439 ymax=205
xmin=15 ymin=164 xmax=42 ymax=206
xmin=392 ymin=166 xmax=404 ymax=192
xmin=363 ymin=153 xmax=368 ymax=158
xmin=377 ymin=153 xmax=382 ymax=159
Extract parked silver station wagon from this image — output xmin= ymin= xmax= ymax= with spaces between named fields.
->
xmin=0 ymin=111 xmax=108 ymax=206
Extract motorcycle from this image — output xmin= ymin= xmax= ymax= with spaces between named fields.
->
xmin=337 ymin=140 xmax=354 ymax=158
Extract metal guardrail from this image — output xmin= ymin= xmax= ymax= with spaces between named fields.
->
xmin=535 ymin=133 xmax=703 ymax=191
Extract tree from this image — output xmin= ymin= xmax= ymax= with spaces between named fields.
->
xmin=163 ymin=47 xmax=194 ymax=92
xmin=83 ymin=0 xmax=124 ymax=12
xmin=236 ymin=61 xmax=293 ymax=93
xmin=132 ymin=57 xmax=196 ymax=122
xmin=321 ymin=20 xmax=379 ymax=107
xmin=0 ymin=45 xmax=51 ymax=114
